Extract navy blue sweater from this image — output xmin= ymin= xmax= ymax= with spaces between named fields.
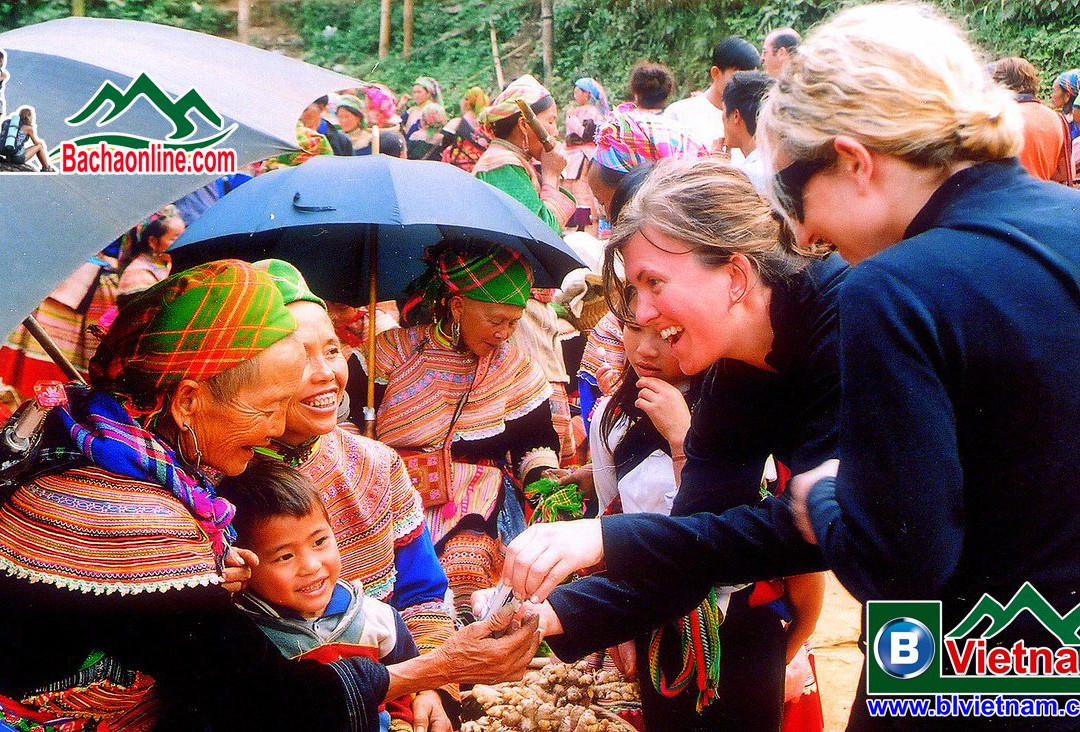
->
xmin=548 ymin=159 xmax=1080 ymax=661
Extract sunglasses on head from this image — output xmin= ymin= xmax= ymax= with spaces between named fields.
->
xmin=774 ymin=157 xmax=832 ymax=222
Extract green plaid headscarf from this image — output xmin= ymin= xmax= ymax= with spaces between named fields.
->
xmin=439 ymin=247 xmax=532 ymax=307
xmin=254 ymin=259 xmax=326 ymax=309
xmin=90 ymin=260 xmax=298 ymax=418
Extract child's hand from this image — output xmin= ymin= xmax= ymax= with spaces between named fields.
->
xmin=221 ymin=547 xmax=259 ymax=593
xmin=596 ymin=363 xmax=619 ymax=395
xmin=412 ymin=689 xmax=451 ymax=732
xmin=635 ymin=377 xmax=691 ymax=449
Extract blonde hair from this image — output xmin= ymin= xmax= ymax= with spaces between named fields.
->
xmin=758 ymin=2 xmax=1023 ymax=215
xmin=602 ymin=157 xmax=808 ymax=321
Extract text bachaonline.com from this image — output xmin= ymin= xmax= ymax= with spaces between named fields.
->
xmin=868 ymin=695 xmax=1080 ymax=719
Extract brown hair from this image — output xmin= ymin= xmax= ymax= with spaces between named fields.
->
xmin=602 ymin=157 xmax=809 ymax=322
xmin=216 ymin=458 xmax=330 ymax=548
xmin=993 ymin=57 xmax=1039 ymax=97
xmin=629 ymin=61 xmax=675 ymax=109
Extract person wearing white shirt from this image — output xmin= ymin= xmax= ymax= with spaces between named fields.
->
xmin=722 ymin=71 xmax=774 ymax=194
xmin=664 ymin=36 xmax=759 ymax=154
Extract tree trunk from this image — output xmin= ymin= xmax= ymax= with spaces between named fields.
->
xmin=489 ymin=19 xmax=506 ymax=90
xmin=403 ymin=0 xmax=414 ymax=58
xmin=379 ymin=0 xmax=392 ymax=59
xmin=71 ymin=0 xmax=85 ymax=16
xmin=237 ymin=0 xmax=251 ymax=45
xmin=539 ymin=0 xmax=553 ymax=87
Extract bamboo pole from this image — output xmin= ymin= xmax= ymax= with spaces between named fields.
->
xmin=22 ymin=316 xmax=85 ymax=384
xmin=403 ymin=0 xmax=414 ymax=58
xmin=71 ymin=0 xmax=85 ymax=16
xmin=371 ymin=126 xmax=380 ymax=155
xmin=379 ymin=0 xmax=392 ymax=59
xmin=364 ymin=234 xmax=379 ymax=438
xmin=489 ymin=19 xmax=505 ymax=90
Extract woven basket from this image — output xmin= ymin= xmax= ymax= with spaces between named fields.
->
xmin=591 ymin=706 xmax=641 ymax=731
xmin=567 ymin=274 xmax=609 ymax=332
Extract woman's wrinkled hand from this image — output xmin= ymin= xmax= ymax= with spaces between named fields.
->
xmin=558 ymin=464 xmax=595 ymax=499
xmin=788 ymin=458 xmax=839 ymax=545
xmin=502 ymin=519 xmax=604 ymax=603
xmin=608 ymin=640 xmax=638 ymax=680
xmin=221 ymin=547 xmax=259 ymax=593
xmin=434 ymin=605 xmax=542 ymax=685
xmin=635 ymin=377 xmax=691 ymax=449
xmin=412 ymin=689 xmax=451 ymax=732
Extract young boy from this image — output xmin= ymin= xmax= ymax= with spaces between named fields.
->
xmin=218 ymin=459 xmax=419 ymax=732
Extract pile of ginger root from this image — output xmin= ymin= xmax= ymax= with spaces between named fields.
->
xmin=460 ymin=660 xmax=638 ymax=732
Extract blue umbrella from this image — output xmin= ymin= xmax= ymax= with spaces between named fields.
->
xmin=170 ymin=154 xmax=585 ymax=303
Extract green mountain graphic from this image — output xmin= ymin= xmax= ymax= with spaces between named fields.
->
xmin=65 ymin=73 xmax=224 ymax=141
xmin=947 ymin=582 xmax=1080 ymax=645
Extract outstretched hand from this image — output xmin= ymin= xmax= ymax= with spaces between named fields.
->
xmin=502 ymin=519 xmax=604 ymax=603
xmin=434 ymin=605 xmax=542 ymax=685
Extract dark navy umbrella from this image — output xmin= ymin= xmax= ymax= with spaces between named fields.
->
xmin=170 ymin=154 xmax=584 ymax=304
xmin=170 ymin=154 xmax=585 ymax=422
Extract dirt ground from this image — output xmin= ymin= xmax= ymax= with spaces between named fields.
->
xmin=810 ymin=573 xmax=864 ymax=730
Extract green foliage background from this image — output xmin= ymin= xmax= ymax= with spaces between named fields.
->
xmin=3 ymin=0 xmax=1080 ymax=107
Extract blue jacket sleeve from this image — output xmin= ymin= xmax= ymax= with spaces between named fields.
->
xmin=806 ymin=264 xmax=964 ymax=602
xmin=391 ymin=527 xmax=449 ymax=610
xmin=546 ymin=503 xmax=825 ymax=660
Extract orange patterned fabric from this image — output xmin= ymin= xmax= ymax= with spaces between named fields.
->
xmin=439 ymin=529 xmax=503 ymax=623
xmin=0 ymin=466 xmax=221 ymax=595
xmin=373 ymin=325 xmax=551 ymax=450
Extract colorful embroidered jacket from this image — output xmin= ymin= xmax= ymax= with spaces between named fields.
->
xmin=238 ymin=580 xmax=419 ymax=731
xmin=359 ymin=325 xmax=560 ymax=545
xmin=296 ymin=428 xmax=453 ymax=656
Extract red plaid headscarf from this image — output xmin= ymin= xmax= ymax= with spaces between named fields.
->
xmin=90 ymin=260 xmax=297 ymax=419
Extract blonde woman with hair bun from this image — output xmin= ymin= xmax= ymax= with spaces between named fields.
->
xmin=492 ymin=4 xmax=1080 ymax=728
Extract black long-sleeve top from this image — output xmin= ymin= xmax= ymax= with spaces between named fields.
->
xmin=547 ymin=254 xmax=847 ymax=660
xmin=0 ymin=565 xmax=387 ymax=730
xmin=549 ymin=159 xmax=1080 ymax=665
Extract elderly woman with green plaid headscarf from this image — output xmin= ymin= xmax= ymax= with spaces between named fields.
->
xmin=0 ymin=259 xmax=542 ymax=731
xmin=347 ymin=241 xmax=561 ymax=624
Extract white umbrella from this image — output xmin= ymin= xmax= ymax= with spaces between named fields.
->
xmin=0 ymin=16 xmax=364 ymax=338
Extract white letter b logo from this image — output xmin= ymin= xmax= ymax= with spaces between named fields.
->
xmin=891 ymin=631 xmax=919 ymax=664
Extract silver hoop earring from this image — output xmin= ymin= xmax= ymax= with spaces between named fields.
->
xmin=181 ymin=423 xmax=203 ymax=473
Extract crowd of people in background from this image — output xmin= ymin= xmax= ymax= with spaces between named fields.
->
xmin=5 ymin=4 xmax=1080 ymax=730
